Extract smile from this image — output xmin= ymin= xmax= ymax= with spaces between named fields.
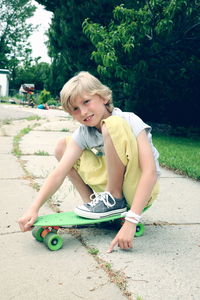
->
xmin=84 ymin=115 xmax=94 ymax=122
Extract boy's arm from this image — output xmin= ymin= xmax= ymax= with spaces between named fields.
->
xmin=18 ymin=139 xmax=83 ymax=232
xmin=108 ymin=130 xmax=158 ymax=252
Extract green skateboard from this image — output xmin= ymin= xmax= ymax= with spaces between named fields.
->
xmin=32 ymin=211 xmax=145 ymax=251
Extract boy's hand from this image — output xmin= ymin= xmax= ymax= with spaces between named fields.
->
xmin=107 ymin=221 xmax=136 ymax=253
xmin=18 ymin=210 xmax=38 ymax=232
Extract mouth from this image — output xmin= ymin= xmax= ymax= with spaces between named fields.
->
xmin=84 ymin=115 xmax=94 ymax=122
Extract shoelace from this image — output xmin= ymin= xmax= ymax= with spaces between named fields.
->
xmin=88 ymin=192 xmax=116 ymax=208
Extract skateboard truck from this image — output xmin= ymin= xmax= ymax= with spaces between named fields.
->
xmin=32 ymin=226 xmax=63 ymax=251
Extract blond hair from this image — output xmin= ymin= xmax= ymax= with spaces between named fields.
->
xmin=60 ymin=71 xmax=113 ymax=113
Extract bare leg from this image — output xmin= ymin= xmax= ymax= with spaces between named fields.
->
xmin=101 ymin=124 xmax=126 ymax=199
xmin=54 ymin=137 xmax=93 ymax=203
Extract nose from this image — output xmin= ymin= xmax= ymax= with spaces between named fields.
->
xmin=80 ymin=106 xmax=87 ymax=116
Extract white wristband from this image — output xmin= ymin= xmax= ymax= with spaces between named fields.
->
xmin=126 ymin=210 xmax=141 ymax=222
xmin=125 ymin=216 xmax=139 ymax=224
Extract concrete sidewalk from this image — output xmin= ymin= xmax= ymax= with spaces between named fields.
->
xmin=0 ymin=105 xmax=200 ymax=300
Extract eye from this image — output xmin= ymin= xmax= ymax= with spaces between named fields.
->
xmin=72 ymin=107 xmax=79 ymax=113
xmin=83 ymin=99 xmax=90 ymax=104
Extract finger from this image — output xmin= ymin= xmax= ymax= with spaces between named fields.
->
xmin=107 ymin=238 xmax=118 ymax=253
xmin=18 ymin=217 xmax=32 ymax=232
xmin=118 ymin=240 xmax=127 ymax=250
xmin=24 ymin=224 xmax=32 ymax=231
xmin=119 ymin=240 xmax=132 ymax=250
xmin=25 ymin=218 xmax=35 ymax=230
xmin=18 ymin=219 xmax=25 ymax=232
xmin=128 ymin=241 xmax=133 ymax=249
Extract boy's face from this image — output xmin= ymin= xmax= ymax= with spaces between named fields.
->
xmin=69 ymin=93 xmax=111 ymax=131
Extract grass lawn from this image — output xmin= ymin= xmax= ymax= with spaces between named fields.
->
xmin=153 ymin=134 xmax=200 ymax=180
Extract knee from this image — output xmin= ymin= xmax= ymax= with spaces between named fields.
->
xmin=54 ymin=137 xmax=67 ymax=161
xmin=102 ymin=116 xmax=130 ymax=139
xmin=101 ymin=123 xmax=109 ymax=139
xmin=103 ymin=116 xmax=128 ymax=130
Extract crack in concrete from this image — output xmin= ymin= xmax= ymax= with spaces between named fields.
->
xmin=0 ymin=231 xmax=21 ymax=236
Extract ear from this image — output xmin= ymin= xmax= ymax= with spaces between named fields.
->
xmin=101 ymin=97 xmax=109 ymax=105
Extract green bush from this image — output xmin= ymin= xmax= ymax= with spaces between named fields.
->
xmin=37 ymin=89 xmax=52 ymax=104
xmin=47 ymin=99 xmax=59 ymax=106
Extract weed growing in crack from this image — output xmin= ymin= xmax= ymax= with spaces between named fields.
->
xmin=26 ymin=116 xmax=41 ymax=121
xmin=34 ymin=151 xmax=49 ymax=156
xmin=60 ymin=128 xmax=69 ymax=132
xmin=12 ymin=126 xmax=32 ymax=157
xmin=88 ymin=248 xmax=99 ymax=255
xmin=2 ymin=119 xmax=12 ymax=125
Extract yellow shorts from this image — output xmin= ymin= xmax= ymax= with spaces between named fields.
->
xmin=68 ymin=116 xmax=159 ymax=208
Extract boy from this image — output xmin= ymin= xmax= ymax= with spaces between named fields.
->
xmin=19 ymin=71 xmax=160 ymax=252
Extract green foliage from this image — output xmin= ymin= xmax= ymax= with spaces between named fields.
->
xmin=10 ymin=61 xmax=51 ymax=91
xmin=12 ymin=126 xmax=32 ymax=157
xmin=47 ymin=99 xmax=59 ymax=106
xmin=88 ymin=248 xmax=99 ymax=255
xmin=60 ymin=128 xmax=69 ymax=132
xmin=35 ymin=0 xmax=138 ymax=96
xmin=26 ymin=115 xmax=41 ymax=121
xmin=83 ymin=0 xmax=200 ymax=127
xmin=153 ymin=134 xmax=200 ymax=180
xmin=1 ymin=118 xmax=12 ymax=125
xmin=33 ymin=0 xmax=200 ymax=127
xmin=34 ymin=151 xmax=49 ymax=156
xmin=0 ymin=0 xmax=36 ymax=75
xmin=37 ymin=89 xmax=52 ymax=104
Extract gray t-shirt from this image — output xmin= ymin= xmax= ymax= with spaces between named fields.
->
xmin=72 ymin=108 xmax=160 ymax=175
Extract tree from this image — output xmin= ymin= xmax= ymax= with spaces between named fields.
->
xmin=11 ymin=61 xmax=51 ymax=91
xmin=35 ymin=0 xmax=138 ymax=96
xmin=0 ymin=0 xmax=36 ymax=78
xmin=83 ymin=0 xmax=200 ymax=127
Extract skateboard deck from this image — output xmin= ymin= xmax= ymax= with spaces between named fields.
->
xmin=34 ymin=211 xmax=124 ymax=227
xmin=32 ymin=211 xmax=144 ymax=251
